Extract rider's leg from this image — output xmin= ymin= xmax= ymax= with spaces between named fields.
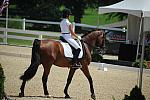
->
xmin=72 ymin=48 xmax=81 ymax=67
xmin=62 ymin=35 xmax=81 ymax=67
xmin=66 ymin=39 xmax=81 ymax=67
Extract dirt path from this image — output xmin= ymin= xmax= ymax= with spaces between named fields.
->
xmin=0 ymin=45 xmax=150 ymax=100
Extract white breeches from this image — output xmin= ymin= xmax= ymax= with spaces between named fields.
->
xmin=62 ymin=34 xmax=80 ymax=49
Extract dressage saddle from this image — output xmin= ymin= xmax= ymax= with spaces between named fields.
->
xmin=60 ymin=36 xmax=82 ymax=68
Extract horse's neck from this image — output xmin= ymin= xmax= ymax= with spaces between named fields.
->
xmin=82 ymin=33 xmax=96 ymax=51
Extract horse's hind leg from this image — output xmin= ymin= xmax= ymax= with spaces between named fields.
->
xmin=42 ymin=63 xmax=52 ymax=96
xmin=64 ymin=68 xmax=76 ymax=98
xmin=19 ymin=80 xmax=26 ymax=97
xmin=81 ymin=67 xmax=96 ymax=100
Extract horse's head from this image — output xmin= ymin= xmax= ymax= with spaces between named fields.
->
xmin=82 ymin=30 xmax=105 ymax=50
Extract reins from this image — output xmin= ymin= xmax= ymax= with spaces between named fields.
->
xmin=81 ymin=39 xmax=96 ymax=49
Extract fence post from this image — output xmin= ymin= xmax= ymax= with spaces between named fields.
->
xmin=39 ymin=33 xmax=43 ymax=39
xmin=3 ymin=7 xmax=9 ymax=44
xmin=22 ymin=18 xmax=26 ymax=30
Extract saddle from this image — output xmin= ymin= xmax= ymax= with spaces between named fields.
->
xmin=59 ymin=36 xmax=83 ymax=59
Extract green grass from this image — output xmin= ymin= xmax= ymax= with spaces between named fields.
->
xmin=8 ymin=39 xmax=33 ymax=46
xmin=81 ymin=8 xmax=124 ymax=25
xmin=82 ymin=8 xmax=99 ymax=25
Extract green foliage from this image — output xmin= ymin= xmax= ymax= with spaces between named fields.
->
xmin=12 ymin=0 xmax=61 ymax=22
xmin=112 ymin=95 xmax=116 ymax=100
xmin=99 ymin=0 xmax=123 ymax=6
xmin=92 ymin=48 xmax=103 ymax=62
xmin=112 ymin=85 xmax=145 ymax=100
xmin=106 ymin=12 xmax=127 ymax=22
xmin=8 ymin=20 xmax=22 ymax=29
xmin=0 ymin=64 xmax=5 ymax=99
xmin=132 ymin=59 xmax=148 ymax=68
xmin=82 ymin=8 xmax=127 ymax=26
xmin=62 ymin=0 xmax=100 ymax=23
xmin=145 ymin=46 xmax=150 ymax=61
xmin=123 ymin=85 xmax=145 ymax=100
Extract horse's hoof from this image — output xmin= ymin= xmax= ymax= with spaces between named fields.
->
xmin=65 ymin=95 xmax=71 ymax=99
xmin=91 ymin=94 xmax=96 ymax=100
xmin=44 ymin=95 xmax=52 ymax=98
xmin=19 ymin=93 xmax=24 ymax=97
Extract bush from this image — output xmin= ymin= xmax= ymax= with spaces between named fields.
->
xmin=92 ymin=53 xmax=103 ymax=62
xmin=0 ymin=64 xmax=5 ymax=99
xmin=132 ymin=59 xmax=148 ymax=68
xmin=145 ymin=46 xmax=150 ymax=61
xmin=91 ymin=48 xmax=103 ymax=62
xmin=123 ymin=85 xmax=145 ymax=100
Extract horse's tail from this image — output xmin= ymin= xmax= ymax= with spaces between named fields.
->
xmin=20 ymin=39 xmax=41 ymax=81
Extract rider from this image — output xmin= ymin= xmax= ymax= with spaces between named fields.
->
xmin=60 ymin=8 xmax=81 ymax=67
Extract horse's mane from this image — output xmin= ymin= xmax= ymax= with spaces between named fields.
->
xmin=81 ymin=30 xmax=93 ymax=38
xmin=81 ymin=29 xmax=103 ymax=38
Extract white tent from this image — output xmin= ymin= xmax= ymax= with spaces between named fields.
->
xmin=99 ymin=0 xmax=150 ymax=32
xmin=99 ymin=0 xmax=150 ymax=89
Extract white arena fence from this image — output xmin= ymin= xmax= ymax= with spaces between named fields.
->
xmin=0 ymin=18 xmax=126 ymax=45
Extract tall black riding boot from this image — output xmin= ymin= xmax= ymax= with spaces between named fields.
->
xmin=72 ymin=48 xmax=81 ymax=68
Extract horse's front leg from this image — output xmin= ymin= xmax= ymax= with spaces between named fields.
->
xmin=81 ymin=66 xmax=96 ymax=100
xmin=64 ymin=68 xmax=76 ymax=98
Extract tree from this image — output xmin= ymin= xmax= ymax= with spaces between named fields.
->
xmin=11 ymin=0 xmax=61 ymax=21
xmin=99 ymin=0 xmax=123 ymax=6
xmin=9 ymin=0 xmax=62 ymax=31
xmin=62 ymin=0 xmax=99 ymax=23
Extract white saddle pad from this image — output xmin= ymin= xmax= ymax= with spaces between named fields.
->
xmin=60 ymin=40 xmax=83 ymax=58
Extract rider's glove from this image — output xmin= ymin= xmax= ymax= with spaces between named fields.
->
xmin=77 ymin=36 xmax=81 ymax=40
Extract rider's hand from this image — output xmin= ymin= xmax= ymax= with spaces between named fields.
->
xmin=77 ymin=36 xmax=81 ymax=40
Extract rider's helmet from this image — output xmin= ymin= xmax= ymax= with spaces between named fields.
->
xmin=62 ymin=8 xmax=72 ymax=18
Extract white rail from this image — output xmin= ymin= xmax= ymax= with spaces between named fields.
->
xmin=0 ymin=18 xmax=126 ymax=31
xmin=0 ymin=27 xmax=60 ymax=44
xmin=0 ymin=18 xmax=126 ymax=44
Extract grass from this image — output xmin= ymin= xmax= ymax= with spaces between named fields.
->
xmin=8 ymin=39 xmax=33 ymax=46
xmin=81 ymin=8 xmax=122 ymax=25
xmin=69 ymin=8 xmax=122 ymax=26
xmin=82 ymin=8 xmax=100 ymax=25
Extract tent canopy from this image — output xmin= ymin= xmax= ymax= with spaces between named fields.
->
xmin=99 ymin=0 xmax=150 ymax=32
xmin=99 ymin=0 xmax=150 ymax=17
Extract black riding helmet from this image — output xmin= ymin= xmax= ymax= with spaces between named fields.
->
xmin=62 ymin=8 xmax=72 ymax=18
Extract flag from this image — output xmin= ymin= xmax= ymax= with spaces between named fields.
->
xmin=0 ymin=0 xmax=9 ymax=16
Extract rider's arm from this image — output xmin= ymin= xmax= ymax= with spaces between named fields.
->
xmin=69 ymin=24 xmax=78 ymax=39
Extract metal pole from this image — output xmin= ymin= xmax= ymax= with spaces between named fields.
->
xmin=138 ymin=13 xmax=144 ymax=89
xmin=4 ymin=6 xmax=8 ymax=44
xmin=126 ymin=15 xmax=129 ymax=44
xmin=136 ymin=13 xmax=143 ymax=61
xmin=139 ymin=29 xmax=145 ymax=89
xmin=136 ymin=12 xmax=143 ymax=86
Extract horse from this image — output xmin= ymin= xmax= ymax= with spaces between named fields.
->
xmin=19 ymin=30 xmax=105 ymax=100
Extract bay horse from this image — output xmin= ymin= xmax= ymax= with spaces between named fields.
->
xmin=19 ymin=30 xmax=105 ymax=100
